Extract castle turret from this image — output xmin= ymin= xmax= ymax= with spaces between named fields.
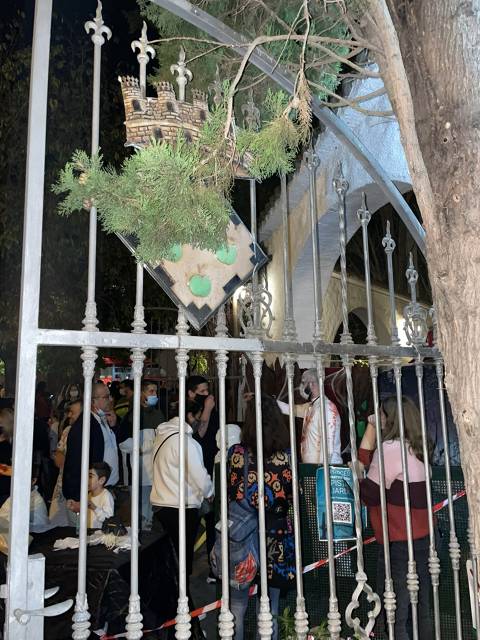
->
xmin=191 ymin=89 xmax=209 ymax=126
xmin=154 ymin=82 xmax=181 ymax=120
xmin=118 ymin=76 xmax=144 ymax=120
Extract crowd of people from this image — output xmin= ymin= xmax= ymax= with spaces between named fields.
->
xmin=0 ymin=367 xmax=434 ymax=639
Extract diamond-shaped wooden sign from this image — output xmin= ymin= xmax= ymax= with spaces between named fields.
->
xmin=119 ymin=210 xmax=268 ymax=330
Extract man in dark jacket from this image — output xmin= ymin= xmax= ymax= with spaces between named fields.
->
xmin=62 ymin=383 xmax=119 ymax=523
xmin=186 ymin=375 xmax=218 ymax=583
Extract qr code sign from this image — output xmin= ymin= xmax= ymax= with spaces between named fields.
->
xmin=332 ymin=501 xmax=352 ymax=525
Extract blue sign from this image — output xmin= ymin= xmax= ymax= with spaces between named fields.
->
xmin=316 ymin=466 xmax=367 ymax=540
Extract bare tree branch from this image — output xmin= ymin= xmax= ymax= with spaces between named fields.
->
xmin=309 ymin=80 xmax=394 ymax=116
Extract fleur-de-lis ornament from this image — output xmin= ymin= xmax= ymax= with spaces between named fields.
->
xmin=241 ymin=88 xmax=261 ymax=130
xmin=170 ymin=46 xmax=193 ymax=102
xmin=131 ymin=21 xmax=155 ymax=98
xmin=84 ymin=0 xmax=112 ymax=47
xmin=208 ymin=65 xmax=224 ymax=107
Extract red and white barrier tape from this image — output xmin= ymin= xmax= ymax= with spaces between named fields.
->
xmin=100 ymin=488 xmax=466 ymax=640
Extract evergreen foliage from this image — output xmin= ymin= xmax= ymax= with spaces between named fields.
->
xmin=53 ymin=90 xmax=306 ymax=262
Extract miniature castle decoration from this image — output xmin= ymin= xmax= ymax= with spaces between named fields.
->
xmin=118 ymin=46 xmax=251 ymax=176
xmin=118 ymin=76 xmax=211 ymax=148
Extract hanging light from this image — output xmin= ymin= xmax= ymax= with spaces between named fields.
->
xmin=403 ymin=301 xmax=428 ymax=346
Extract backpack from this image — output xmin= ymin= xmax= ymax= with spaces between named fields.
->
xmin=210 ymin=447 xmax=259 ymax=590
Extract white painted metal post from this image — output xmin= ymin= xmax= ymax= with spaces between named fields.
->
xmin=6 ymin=0 xmax=52 ymax=637
xmin=126 ymin=261 xmax=146 ymax=639
xmin=175 ymin=310 xmax=191 ymax=640
xmin=215 ymin=307 xmax=234 ymax=639
xmin=252 ymin=352 xmax=273 ymax=639
xmin=285 ymin=355 xmax=309 ymax=638
xmin=72 ymin=5 xmax=111 ymax=638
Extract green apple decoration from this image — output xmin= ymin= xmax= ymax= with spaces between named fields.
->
xmin=216 ymin=243 xmax=237 ymax=265
xmin=188 ymin=273 xmax=212 ymax=298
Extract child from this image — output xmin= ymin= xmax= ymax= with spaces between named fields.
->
xmin=0 ymin=465 xmax=51 ymax=533
xmin=67 ymin=462 xmax=114 ymax=529
xmin=88 ymin=462 xmax=114 ymax=528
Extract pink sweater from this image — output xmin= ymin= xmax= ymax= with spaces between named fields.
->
xmin=359 ymin=440 xmax=429 ymax=544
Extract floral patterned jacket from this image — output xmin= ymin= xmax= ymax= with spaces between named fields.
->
xmin=227 ymin=443 xmax=296 ymax=590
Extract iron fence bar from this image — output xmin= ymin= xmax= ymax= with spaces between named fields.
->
xmin=252 ymin=351 xmax=273 ymax=639
xmin=281 ymin=174 xmax=297 ymax=342
xmin=359 ymin=193 xmax=395 ymax=638
xmin=369 ymin=360 xmax=396 ymax=640
xmin=126 ymin=261 xmax=146 ymax=640
xmin=149 ymin=0 xmax=426 ymax=254
xmin=34 ymin=328 xmax=441 ymax=359
xmin=215 ymin=307 xmax=234 ymax=639
xmin=435 ymin=357 xmax=463 ymax=639
xmin=335 ymin=168 xmax=380 ymax=637
xmin=305 ymin=150 xmax=324 ymax=342
xmin=6 ymin=0 xmax=52 ymax=636
xmin=250 ymin=179 xmax=262 ymax=335
xmin=357 ymin=193 xmax=377 ymax=345
xmin=285 ymin=354 xmax=309 ymax=638
xmin=414 ymin=358 xmax=441 ymax=639
xmin=314 ymin=355 xmax=342 ymax=640
xmin=382 ymin=222 xmax=400 ymax=346
xmin=73 ymin=5 xmax=111 ymax=637
xmin=175 ymin=310 xmax=191 ymax=640
xmin=392 ymin=360 xmax=419 ymax=640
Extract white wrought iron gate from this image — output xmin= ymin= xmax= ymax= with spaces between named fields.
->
xmin=4 ymin=1 xmax=473 ymax=639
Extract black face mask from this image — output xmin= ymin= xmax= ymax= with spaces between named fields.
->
xmin=195 ymin=393 xmax=207 ymax=403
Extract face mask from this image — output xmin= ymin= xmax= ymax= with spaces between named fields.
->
xmin=96 ymin=408 xmax=106 ymax=417
xmin=195 ymin=393 xmax=207 ymax=403
xmin=146 ymin=395 xmax=158 ymax=407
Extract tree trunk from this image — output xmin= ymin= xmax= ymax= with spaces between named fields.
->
xmin=366 ymin=0 xmax=480 ymax=544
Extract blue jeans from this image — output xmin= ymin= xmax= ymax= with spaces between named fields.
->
xmin=230 ymin=586 xmax=280 ymax=640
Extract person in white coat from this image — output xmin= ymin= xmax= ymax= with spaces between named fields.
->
xmin=150 ymin=405 xmax=213 ymax=579
xmin=277 ymin=368 xmax=342 ymax=465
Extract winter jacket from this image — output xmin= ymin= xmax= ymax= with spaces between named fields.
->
xmin=150 ymin=417 xmax=213 ymax=509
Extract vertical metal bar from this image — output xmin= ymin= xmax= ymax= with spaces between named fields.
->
xmin=285 ymin=355 xmax=308 ymax=638
xmin=250 ymin=179 xmax=260 ymax=334
xmin=333 ymin=163 xmax=352 ymax=345
xmin=73 ymin=7 xmax=111 ymax=638
xmin=356 ymin=193 xmax=377 ymax=345
xmin=335 ymin=169 xmax=380 ymax=638
xmin=215 ymin=307 xmax=234 ymax=639
xmin=369 ymin=362 xmax=396 ymax=640
xmin=435 ymin=358 xmax=463 ymax=639
xmin=305 ymin=150 xmax=324 ymax=342
xmin=414 ymin=358 xmax=441 ymax=639
xmin=175 ymin=310 xmax=190 ymax=640
xmin=392 ymin=361 xmax=419 ymax=640
xmin=343 ymin=359 xmax=380 ymax=638
xmin=281 ymin=174 xmax=297 ymax=342
xmin=252 ymin=352 xmax=273 ymax=639
xmin=358 ymin=198 xmax=395 ymax=638
xmin=6 ymin=1 xmax=52 ymax=637
xmin=382 ymin=222 xmax=400 ymax=346
xmin=126 ymin=262 xmax=146 ymax=640
xmin=314 ymin=357 xmax=342 ymax=640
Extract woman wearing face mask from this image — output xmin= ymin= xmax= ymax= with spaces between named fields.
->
xmin=356 ymin=396 xmax=433 ymax=640
xmin=117 ymin=380 xmax=165 ymax=529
